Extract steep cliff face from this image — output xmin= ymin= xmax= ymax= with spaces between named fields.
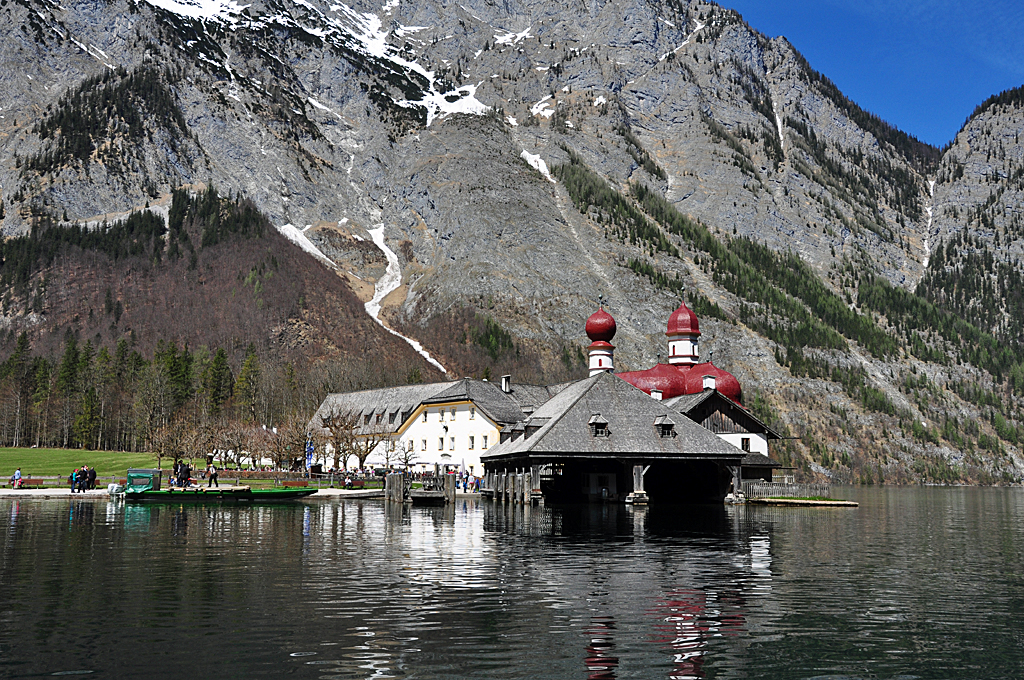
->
xmin=1 ymin=0 xmax=1023 ymax=483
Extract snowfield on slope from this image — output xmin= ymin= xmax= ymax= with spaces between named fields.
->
xmin=140 ymin=0 xmax=490 ymax=126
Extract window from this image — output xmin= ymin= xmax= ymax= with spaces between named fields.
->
xmin=363 ymin=414 xmax=371 ymax=425
xmin=422 ymin=439 xmax=427 ymax=451
xmin=469 ymin=436 xmax=475 ymax=449
xmin=422 ymin=412 xmax=427 ymax=422
xmin=741 ymin=437 xmax=751 ymax=452
xmin=376 ymin=413 xmax=383 ymax=425
xmin=470 ymin=408 xmax=475 ymax=420
xmin=406 ymin=440 xmax=413 ymax=451
xmin=450 ymin=407 xmax=456 ymax=420
xmin=439 ymin=410 xmax=444 ymax=422
xmin=482 ymin=435 xmax=488 ymax=449
xmin=438 ymin=437 xmax=444 ymax=450
xmin=389 ymin=411 xmax=398 ymax=424
xmin=450 ymin=436 xmax=456 ymax=450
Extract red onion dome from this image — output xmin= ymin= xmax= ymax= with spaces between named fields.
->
xmin=666 ymin=300 xmax=700 ymax=337
xmin=684 ymin=362 xmax=742 ymax=404
xmin=586 ymin=307 xmax=617 ymax=343
xmin=618 ymin=363 xmax=690 ymax=399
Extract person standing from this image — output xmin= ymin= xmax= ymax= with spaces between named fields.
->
xmin=87 ymin=466 xmax=97 ymax=490
xmin=69 ymin=468 xmax=79 ymax=493
xmin=207 ymin=463 xmax=219 ymax=487
xmin=77 ymin=466 xmax=88 ymax=493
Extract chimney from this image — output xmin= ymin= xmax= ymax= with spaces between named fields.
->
xmin=651 ymin=389 xmax=663 ymax=401
xmin=501 ymin=375 xmax=512 ymax=393
xmin=703 ymin=375 xmax=717 ymax=390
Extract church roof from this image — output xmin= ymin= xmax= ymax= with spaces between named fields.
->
xmin=617 ymin=362 xmax=690 ymax=399
xmin=666 ymin=300 xmax=700 ymax=336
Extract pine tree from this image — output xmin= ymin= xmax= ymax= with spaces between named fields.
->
xmin=234 ymin=345 xmax=261 ymax=423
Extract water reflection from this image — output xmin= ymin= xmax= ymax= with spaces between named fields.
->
xmin=584 ymin=615 xmax=619 ymax=679
xmin=3 ymin=488 xmax=1024 ymax=679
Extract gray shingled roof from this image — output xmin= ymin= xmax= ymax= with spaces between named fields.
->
xmin=482 ymin=372 xmax=745 ymax=462
xmin=422 ymin=378 xmax=534 ymax=425
xmin=663 ymin=391 xmax=708 ymax=412
xmin=307 ymin=381 xmax=457 ymax=435
xmin=506 ymin=382 xmax=567 ymax=413
xmin=741 ymin=452 xmax=781 ymax=468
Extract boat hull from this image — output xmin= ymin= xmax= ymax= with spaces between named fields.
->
xmin=124 ymin=487 xmax=318 ymax=503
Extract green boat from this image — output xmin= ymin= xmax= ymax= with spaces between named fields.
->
xmin=122 ymin=468 xmax=318 ymax=503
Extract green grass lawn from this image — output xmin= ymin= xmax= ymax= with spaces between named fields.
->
xmin=0 ymin=448 xmax=159 ymax=478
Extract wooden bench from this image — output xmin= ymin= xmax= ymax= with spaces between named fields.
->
xmin=349 ymin=480 xmax=365 ymax=489
xmin=13 ymin=479 xmax=48 ymax=488
xmin=281 ymin=480 xmax=308 ymax=488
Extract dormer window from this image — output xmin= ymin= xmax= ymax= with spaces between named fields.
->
xmin=363 ymin=414 xmax=371 ymax=425
xmin=589 ymin=414 xmax=610 ymax=438
xmin=654 ymin=415 xmax=677 ymax=438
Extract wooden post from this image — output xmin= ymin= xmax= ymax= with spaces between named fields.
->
xmin=530 ymin=465 xmax=543 ymax=505
xmin=625 ymin=464 xmax=649 ymax=505
xmin=444 ymin=473 xmax=456 ymax=504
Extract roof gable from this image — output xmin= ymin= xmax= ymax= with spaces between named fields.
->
xmin=665 ymin=389 xmax=781 ymax=439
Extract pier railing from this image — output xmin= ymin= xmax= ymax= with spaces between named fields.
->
xmin=742 ymin=481 xmax=831 ymax=499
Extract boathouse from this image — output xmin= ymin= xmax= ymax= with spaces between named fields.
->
xmin=480 ymin=370 xmax=745 ymax=504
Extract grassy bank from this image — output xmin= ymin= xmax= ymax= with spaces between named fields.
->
xmin=0 ymin=448 xmax=158 ymax=478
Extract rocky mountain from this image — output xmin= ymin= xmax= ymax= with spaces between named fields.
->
xmin=1 ymin=0 xmax=1023 ymax=483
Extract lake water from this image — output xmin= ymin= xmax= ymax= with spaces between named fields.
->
xmin=1 ymin=486 xmax=1023 ymax=679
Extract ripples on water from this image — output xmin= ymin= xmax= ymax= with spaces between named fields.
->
xmin=1 ymin=487 xmax=1023 ymax=679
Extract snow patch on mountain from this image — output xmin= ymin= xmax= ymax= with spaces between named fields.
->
xmin=521 ymin=150 xmax=555 ymax=183
xmin=531 ymin=96 xmax=554 ymax=118
xmin=143 ymin=0 xmax=249 ymax=24
xmin=365 ymin=227 xmax=448 ymax=373
xmin=494 ymin=27 xmax=532 ymax=45
xmin=277 ymin=224 xmax=338 ymax=268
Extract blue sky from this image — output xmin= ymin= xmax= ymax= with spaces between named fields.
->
xmin=719 ymin=0 xmax=1024 ymax=148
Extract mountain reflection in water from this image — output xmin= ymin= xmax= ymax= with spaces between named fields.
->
xmin=2 ymin=487 xmax=1024 ymax=679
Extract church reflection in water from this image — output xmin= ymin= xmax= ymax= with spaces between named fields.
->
xmin=584 ymin=615 xmax=620 ymax=679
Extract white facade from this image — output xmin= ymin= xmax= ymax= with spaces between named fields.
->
xmin=376 ymin=400 xmax=500 ymax=474
xmin=717 ymin=432 xmax=769 ymax=456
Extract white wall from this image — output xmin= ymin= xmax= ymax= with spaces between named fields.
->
xmin=388 ymin=402 xmax=499 ymax=474
xmin=717 ymin=432 xmax=768 ymax=456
